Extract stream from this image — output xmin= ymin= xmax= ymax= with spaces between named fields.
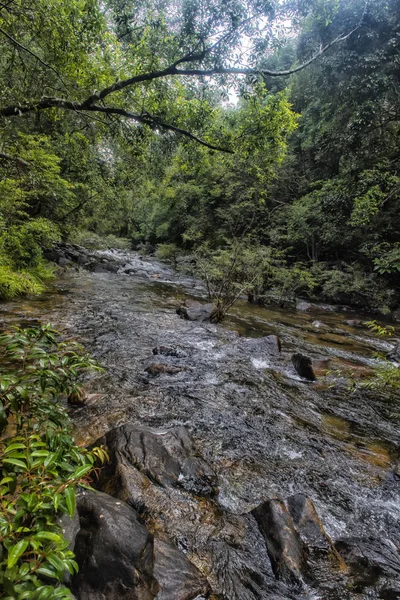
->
xmin=1 ymin=248 xmax=400 ymax=600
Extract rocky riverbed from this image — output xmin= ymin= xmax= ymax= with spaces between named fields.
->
xmin=1 ymin=244 xmax=400 ymax=600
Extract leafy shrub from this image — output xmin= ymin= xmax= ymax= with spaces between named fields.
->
xmin=0 ymin=324 xmax=107 ymax=599
xmin=310 ymin=262 xmax=396 ymax=313
xmin=69 ymin=230 xmax=131 ymax=250
xmin=1 ymin=219 xmax=60 ymax=269
xmin=196 ymin=241 xmax=278 ymax=321
xmin=155 ymin=243 xmax=181 ymax=263
xmin=0 ymin=262 xmax=55 ymax=301
xmin=269 ymin=262 xmax=317 ymax=305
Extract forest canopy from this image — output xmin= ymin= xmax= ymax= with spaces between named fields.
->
xmin=0 ymin=0 xmax=399 ymax=312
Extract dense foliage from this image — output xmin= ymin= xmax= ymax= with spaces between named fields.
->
xmin=0 ymin=324 xmax=107 ymax=599
xmin=0 ymin=0 xmax=399 ymax=312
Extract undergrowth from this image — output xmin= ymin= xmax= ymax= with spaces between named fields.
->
xmin=0 ymin=324 xmax=108 ymax=599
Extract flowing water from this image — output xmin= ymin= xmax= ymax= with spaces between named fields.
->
xmin=1 ymin=250 xmax=400 ymax=599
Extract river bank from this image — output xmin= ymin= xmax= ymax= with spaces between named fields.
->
xmin=1 ymin=246 xmax=400 ymax=599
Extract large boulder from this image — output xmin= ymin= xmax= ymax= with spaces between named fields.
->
xmin=70 ymin=489 xmax=157 ymax=600
xmin=177 ymin=300 xmax=216 ymax=322
xmin=95 ymin=424 xmax=217 ymax=496
xmin=291 ymin=353 xmax=316 ymax=381
xmin=252 ymin=494 xmax=343 ymax=591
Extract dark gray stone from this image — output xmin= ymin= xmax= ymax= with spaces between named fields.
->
xmin=291 ymin=353 xmax=316 ymax=381
xmin=177 ymin=300 xmax=216 ymax=322
xmin=153 ymin=538 xmax=208 ymax=600
xmin=95 ymin=424 xmax=217 ymax=496
xmin=70 ymin=489 xmax=156 ymax=600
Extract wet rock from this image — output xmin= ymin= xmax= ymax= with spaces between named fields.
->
xmin=238 ymin=335 xmax=281 ymax=355
xmin=286 ymin=493 xmax=334 ymax=553
xmin=252 ymin=498 xmax=305 ymax=586
xmin=253 ymin=494 xmax=344 ymax=594
xmin=95 ymin=424 xmax=217 ymax=495
xmin=93 ymin=261 xmax=120 ymax=273
xmin=152 ymin=345 xmax=188 ymax=358
xmin=335 ymin=537 xmax=400 ymax=591
xmin=296 ymin=301 xmax=336 ymax=313
xmin=387 ymin=342 xmax=400 ymax=362
xmin=391 ymin=309 xmax=400 ymax=323
xmin=291 ymin=353 xmax=316 ymax=381
xmin=264 ymin=335 xmax=282 ymax=353
xmin=153 ymin=538 xmax=209 ymax=599
xmin=70 ymin=489 xmax=157 ymax=600
xmin=145 ymin=363 xmax=185 ymax=376
xmin=59 ymin=256 xmax=74 ymax=267
xmin=312 ymin=358 xmax=332 ymax=377
xmin=343 ymin=319 xmax=363 ymax=327
xmin=177 ymin=300 xmax=216 ymax=322
xmin=312 ymin=320 xmax=330 ymax=329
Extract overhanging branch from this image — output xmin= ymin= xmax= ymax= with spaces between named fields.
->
xmin=0 ymin=151 xmax=30 ymax=167
xmin=0 ymin=15 xmax=363 ymax=152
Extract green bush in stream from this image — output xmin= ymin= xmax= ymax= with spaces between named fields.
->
xmin=0 ymin=324 xmax=108 ymax=600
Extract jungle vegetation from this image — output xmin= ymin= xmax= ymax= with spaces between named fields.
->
xmin=0 ymin=0 xmax=399 ymax=313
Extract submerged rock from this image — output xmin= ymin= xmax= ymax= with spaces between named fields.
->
xmin=145 ymin=363 xmax=185 ymax=376
xmin=291 ymin=353 xmax=316 ymax=381
xmin=343 ymin=319 xmax=364 ymax=328
xmin=312 ymin=320 xmax=330 ymax=329
xmin=335 ymin=536 xmax=400 ymax=592
xmin=177 ymin=300 xmax=216 ymax=322
xmin=152 ymin=345 xmax=188 ymax=358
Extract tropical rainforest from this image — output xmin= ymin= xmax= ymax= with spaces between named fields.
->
xmin=0 ymin=0 xmax=399 ymax=313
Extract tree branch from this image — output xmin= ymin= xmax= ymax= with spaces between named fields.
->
xmin=81 ymin=23 xmax=362 ymax=106
xmin=0 ymin=18 xmax=362 ymax=152
xmin=0 ymin=151 xmax=30 ymax=167
xmin=0 ymin=97 xmax=233 ymax=152
xmin=0 ymin=27 xmax=69 ymax=91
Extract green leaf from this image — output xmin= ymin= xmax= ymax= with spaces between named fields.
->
xmin=7 ymin=539 xmax=29 ymax=568
xmin=3 ymin=458 xmax=27 ymax=470
xmin=64 ymin=487 xmax=76 ymax=517
xmin=33 ymin=531 xmax=63 ymax=543
xmin=72 ymin=464 xmax=92 ymax=479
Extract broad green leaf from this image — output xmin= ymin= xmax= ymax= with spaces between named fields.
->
xmin=7 ymin=539 xmax=29 ymax=568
